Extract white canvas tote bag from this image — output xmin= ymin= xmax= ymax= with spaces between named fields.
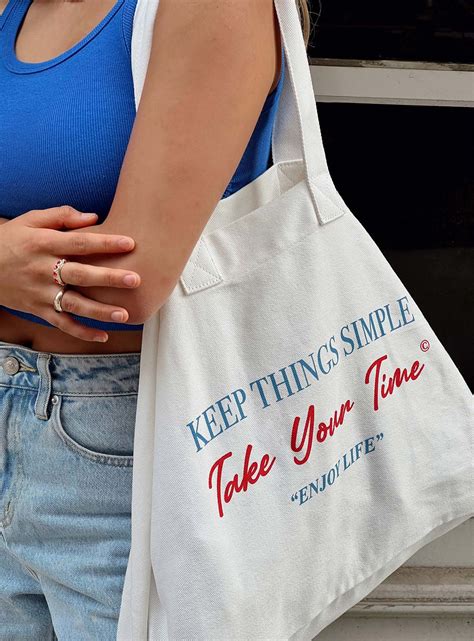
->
xmin=118 ymin=0 xmax=474 ymax=638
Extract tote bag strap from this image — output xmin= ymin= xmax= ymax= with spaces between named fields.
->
xmin=272 ymin=0 xmax=347 ymax=224
xmin=126 ymin=5 xmax=162 ymax=634
xmin=130 ymin=0 xmax=160 ymax=109
xmin=131 ymin=0 xmax=347 ymax=227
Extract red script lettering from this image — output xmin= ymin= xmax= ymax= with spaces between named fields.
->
xmin=365 ymin=353 xmax=425 ymax=411
xmin=290 ymin=399 xmax=354 ymax=466
xmin=208 ymin=443 xmax=276 ymax=518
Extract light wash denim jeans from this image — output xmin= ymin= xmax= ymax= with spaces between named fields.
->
xmin=0 ymin=339 xmax=141 ymax=640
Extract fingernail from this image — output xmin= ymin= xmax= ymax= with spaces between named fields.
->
xmin=123 ymin=274 xmax=138 ymax=286
xmin=81 ymin=212 xmax=97 ymax=217
xmin=119 ymin=237 xmax=134 ymax=249
xmin=94 ymin=334 xmax=108 ymax=342
xmin=111 ymin=311 xmax=125 ymax=322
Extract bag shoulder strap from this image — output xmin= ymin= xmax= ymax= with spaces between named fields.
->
xmin=131 ymin=0 xmax=348 ymax=225
xmin=272 ymin=0 xmax=347 ymax=223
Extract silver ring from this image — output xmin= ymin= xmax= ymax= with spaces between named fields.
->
xmin=53 ymin=285 xmax=68 ymax=313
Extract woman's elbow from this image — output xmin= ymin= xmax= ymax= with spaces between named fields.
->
xmin=126 ymin=270 xmax=179 ymax=325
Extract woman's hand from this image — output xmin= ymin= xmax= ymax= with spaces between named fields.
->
xmin=0 ymin=206 xmax=142 ymax=342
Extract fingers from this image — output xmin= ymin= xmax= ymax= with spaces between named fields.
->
xmin=57 ymin=287 xmax=130 ymax=324
xmin=41 ymin=309 xmax=110 ymax=343
xmin=22 ymin=206 xmax=137 ymax=255
xmin=58 ymin=261 xmax=141 ymax=289
xmin=22 ymin=205 xmax=100 ymax=230
xmin=45 ymin=228 xmax=136 ymax=256
xmin=41 ymin=287 xmax=133 ymax=342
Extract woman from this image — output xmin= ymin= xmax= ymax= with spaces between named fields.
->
xmin=0 ymin=0 xmax=310 ymax=638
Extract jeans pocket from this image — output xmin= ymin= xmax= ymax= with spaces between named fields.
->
xmin=50 ymin=393 xmax=136 ymax=467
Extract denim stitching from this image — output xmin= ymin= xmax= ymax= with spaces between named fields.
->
xmin=2 ymin=398 xmax=25 ymax=528
xmin=0 ymin=343 xmax=141 ymax=358
xmin=0 ymin=385 xmax=138 ymax=396
xmin=51 ymin=391 xmax=139 ymax=398
xmin=50 ymin=396 xmax=134 ymax=467
xmin=34 ymin=354 xmax=52 ymax=420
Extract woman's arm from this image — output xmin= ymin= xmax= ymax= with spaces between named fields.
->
xmin=70 ymin=0 xmax=282 ymax=325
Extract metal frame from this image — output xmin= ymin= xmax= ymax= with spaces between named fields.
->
xmin=310 ymin=58 xmax=474 ymax=107
xmin=353 ymin=566 xmax=474 ymax=615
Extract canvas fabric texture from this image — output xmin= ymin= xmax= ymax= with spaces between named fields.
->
xmin=117 ymin=1 xmax=474 ymax=639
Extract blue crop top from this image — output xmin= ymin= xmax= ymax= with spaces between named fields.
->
xmin=0 ymin=0 xmax=285 ymax=331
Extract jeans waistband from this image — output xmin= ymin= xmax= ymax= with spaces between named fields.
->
xmin=0 ymin=340 xmax=141 ymax=404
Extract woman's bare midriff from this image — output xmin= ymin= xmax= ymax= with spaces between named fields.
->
xmin=0 ymin=307 xmax=143 ymax=355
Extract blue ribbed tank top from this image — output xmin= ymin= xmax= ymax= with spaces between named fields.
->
xmin=0 ymin=0 xmax=285 ymax=331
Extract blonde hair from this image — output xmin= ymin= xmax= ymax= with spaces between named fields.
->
xmin=295 ymin=0 xmax=312 ymax=48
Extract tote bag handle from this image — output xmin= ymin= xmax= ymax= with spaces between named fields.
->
xmin=131 ymin=1 xmax=347 ymax=226
xmin=272 ymin=0 xmax=346 ymax=224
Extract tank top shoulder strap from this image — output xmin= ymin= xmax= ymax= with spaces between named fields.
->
xmin=122 ymin=0 xmax=138 ymax=56
xmin=0 ymin=0 xmax=21 ymax=33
